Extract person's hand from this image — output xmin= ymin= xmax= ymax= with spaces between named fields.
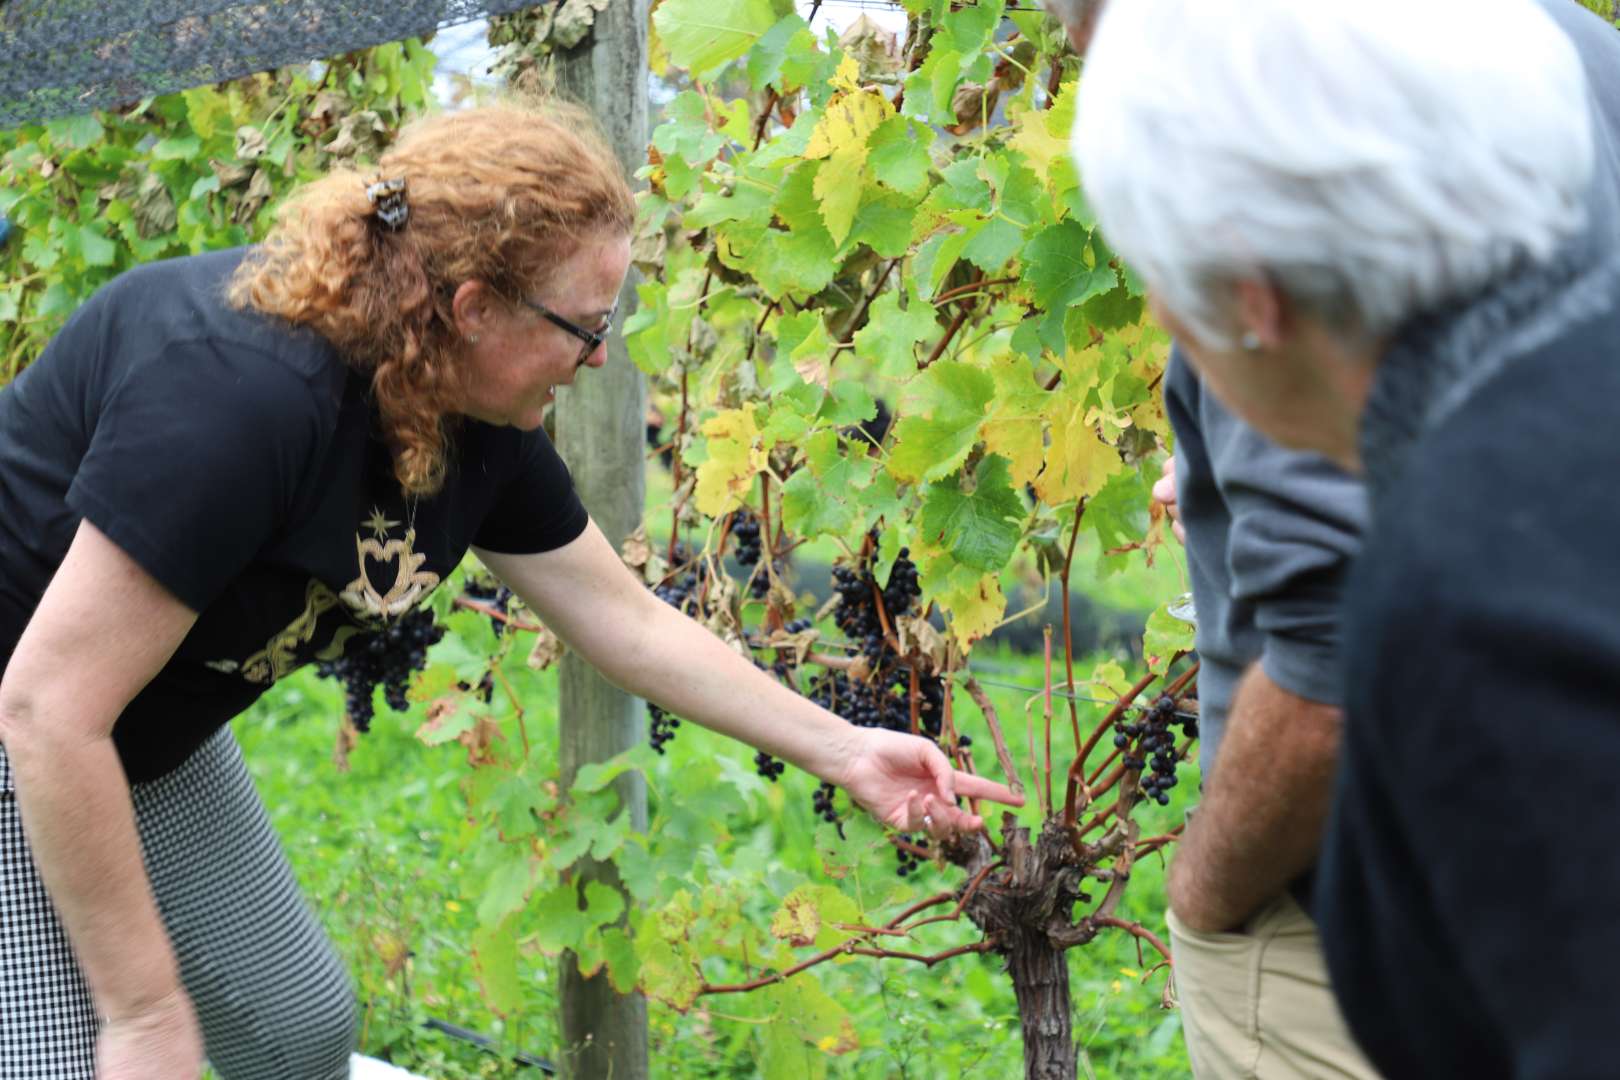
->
xmin=1151 ymin=456 xmax=1185 ymax=544
xmin=833 ymin=726 xmax=1023 ymax=839
xmin=97 ymin=989 xmax=204 ymax=1080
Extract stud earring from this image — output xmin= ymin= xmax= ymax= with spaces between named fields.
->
xmin=1240 ymin=331 xmax=1262 ymax=352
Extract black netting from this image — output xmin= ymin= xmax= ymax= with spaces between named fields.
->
xmin=0 ymin=1 xmax=550 ymax=128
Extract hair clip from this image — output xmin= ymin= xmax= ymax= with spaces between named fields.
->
xmin=365 ymin=176 xmax=409 ymax=231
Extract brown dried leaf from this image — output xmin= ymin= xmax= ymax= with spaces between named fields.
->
xmin=134 ymin=172 xmax=176 ymax=239
xmin=209 ymin=158 xmax=252 ymax=188
xmin=764 ymin=625 xmax=820 ymax=666
xmin=458 ymin=715 xmax=506 ymax=768
xmin=526 ymin=623 xmax=565 ymax=670
xmin=895 ymin=612 xmax=948 ymax=670
xmin=552 ymin=0 xmax=611 ymax=49
xmin=620 ymin=526 xmax=653 ymax=574
xmin=232 ymin=168 xmax=274 ymax=225
xmin=234 ymin=124 xmax=268 ymax=161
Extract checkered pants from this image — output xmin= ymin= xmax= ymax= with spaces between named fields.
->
xmin=0 ymin=726 xmax=357 ymax=1079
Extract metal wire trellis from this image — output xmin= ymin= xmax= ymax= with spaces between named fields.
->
xmin=0 ymin=0 xmax=543 ymax=127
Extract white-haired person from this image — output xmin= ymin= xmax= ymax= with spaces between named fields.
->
xmin=1074 ymin=0 xmax=1620 ymax=1077
xmin=1042 ymin=0 xmax=1380 ymax=1075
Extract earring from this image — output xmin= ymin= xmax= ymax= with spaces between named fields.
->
xmin=468 ymin=334 xmax=480 ymax=345
xmin=1240 ymin=331 xmax=1262 ymax=352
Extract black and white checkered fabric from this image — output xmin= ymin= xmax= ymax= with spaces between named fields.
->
xmin=0 ymin=725 xmax=357 ymax=1079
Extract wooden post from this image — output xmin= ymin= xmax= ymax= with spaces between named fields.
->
xmin=551 ymin=4 xmax=651 ymax=1079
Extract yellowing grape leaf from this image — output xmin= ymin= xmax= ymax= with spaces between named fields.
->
xmin=981 ymin=353 xmax=1049 ymax=486
xmin=805 ymin=60 xmax=894 ymax=245
xmin=695 ymin=408 xmax=766 ymax=515
xmin=936 ymin=569 xmax=1005 ymax=650
xmin=1036 ymin=390 xmax=1126 ymax=504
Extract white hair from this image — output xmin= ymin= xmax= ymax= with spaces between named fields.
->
xmin=1071 ymin=0 xmax=1594 ymax=349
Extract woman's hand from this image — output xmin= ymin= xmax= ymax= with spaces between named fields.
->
xmin=97 ymin=989 xmax=204 ymax=1080
xmin=834 ymin=727 xmax=1024 ymax=838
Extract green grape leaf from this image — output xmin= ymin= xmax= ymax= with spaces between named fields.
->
xmin=888 ymin=360 xmax=994 ymax=483
xmin=652 ymin=90 xmax=729 ymax=164
xmin=599 ymin=926 xmax=641 ymax=995
xmin=781 ymin=467 xmax=856 ymax=539
xmin=819 ymin=380 xmax=876 ymax=426
xmin=901 ymin=47 xmax=963 ymax=127
xmin=919 ymin=454 xmax=1025 ymax=572
xmin=744 ymin=226 xmax=839 ymax=300
xmin=853 ymin=291 xmax=938 ymax=380
xmin=477 ymin=855 xmax=535 ymax=927
xmin=961 ymin=214 xmax=1023 ymax=272
xmin=1144 ymin=603 xmax=1196 ymax=674
xmin=653 ymin=0 xmax=783 ymax=78
xmin=571 ymin=743 xmax=659 ymax=795
xmin=471 ymin=915 xmax=524 ymax=1018
xmin=867 ymin=116 xmax=934 ymax=199
xmin=941 ymin=0 xmax=1005 ymax=54
xmin=1022 ymin=220 xmax=1120 ymax=311
xmin=749 ymin=14 xmax=811 ymax=90
xmin=45 ymin=114 xmax=105 ymax=150
xmin=848 ymin=190 xmax=916 ymax=259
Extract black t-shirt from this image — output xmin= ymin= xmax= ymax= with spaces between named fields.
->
xmin=0 ymin=248 xmax=588 ymax=781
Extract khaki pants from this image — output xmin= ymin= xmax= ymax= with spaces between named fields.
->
xmin=1166 ymin=892 xmax=1381 ymax=1079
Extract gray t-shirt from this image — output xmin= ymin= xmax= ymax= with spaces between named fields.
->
xmin=1162 ymin=348 xmax=1367 ymax=777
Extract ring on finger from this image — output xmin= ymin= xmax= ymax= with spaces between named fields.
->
xmin=922 ymin=813 xmax=934 ymax=830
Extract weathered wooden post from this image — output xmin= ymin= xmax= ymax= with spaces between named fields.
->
xmin=551 ymin=3 xmax=652 ymax=1078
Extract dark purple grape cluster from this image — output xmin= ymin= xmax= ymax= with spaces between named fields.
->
xmin=832 ymin=545 xmax=923 ymax=662
xmin=644 ymin=549 xmax=714 ymax=753
xmin=314 ymin=607 xmax=444 ymax=733
xmin=754 ymin=750 xmax=786 ymax=780
xmin=811 ymin=780 xmax=839 ymax=824
xmin=461 ymin=579 xmax=513 ymax=636
xmin=1112 ymin=694 xmax=1199 ymax=806
xmin=648 ymin=703 xmax=680 ymax=754
xmin=731 ymin=512 xmax=762 ymax=568
xmin=895 ymin=834 xmax=929 ymax=877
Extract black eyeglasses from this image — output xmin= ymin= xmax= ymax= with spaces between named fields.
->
xmin=523 ymin=297 xmax=618 ymax=366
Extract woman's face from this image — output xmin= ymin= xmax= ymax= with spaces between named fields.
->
xmin=455 ymin=232 xmax=632 ymax=430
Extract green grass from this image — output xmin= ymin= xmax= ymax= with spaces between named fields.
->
xmin=236 ymin=633 xmax=1196 ymax=1079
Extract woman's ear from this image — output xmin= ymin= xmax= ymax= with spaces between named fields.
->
xmin=451 ymin=281 xmax=494 ymax=343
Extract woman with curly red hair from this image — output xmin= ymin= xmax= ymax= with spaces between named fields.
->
xmin=0 ymin=101 xmax=1020 ymax=1079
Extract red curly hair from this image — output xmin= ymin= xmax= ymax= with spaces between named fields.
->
xmin=229 ymin=100 xmax=635 ymax=495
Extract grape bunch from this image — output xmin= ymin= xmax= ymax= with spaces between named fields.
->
xmin=731 ymin=512 xmax=762 ymax=568
xmin=1112 ymin=694 xmax=1199 ymax=805
xmin=648 ymin=703 xmax=680 ymax=754
xmin=811 ymin=780 xmax=839 ymax=824
xmin=894 ymin=834 xmax=929 ymax=878
xmin=643 ymin=549 xmax=713 ymax=753
xmin=753 ymin=750 xmax=786 ymax=780
xmin=462 ymin=579 xmax=514 ymax=635
xmin=314 ymin=608 xmax=444 ymax=733
xmin=831 ymin=545 xmax=923 ymax=661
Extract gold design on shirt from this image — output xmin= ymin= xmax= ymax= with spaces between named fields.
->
xmin=239 ymin=579 xmax=342 ymax=685
xmin=341 ymin=526 xmax=441 ymax=620
xmin=363 ymin=505 xmax=401 ymax=540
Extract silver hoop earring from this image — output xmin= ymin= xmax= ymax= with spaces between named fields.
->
xmin=1240 ymin=331 xmax=1262 ymax=352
